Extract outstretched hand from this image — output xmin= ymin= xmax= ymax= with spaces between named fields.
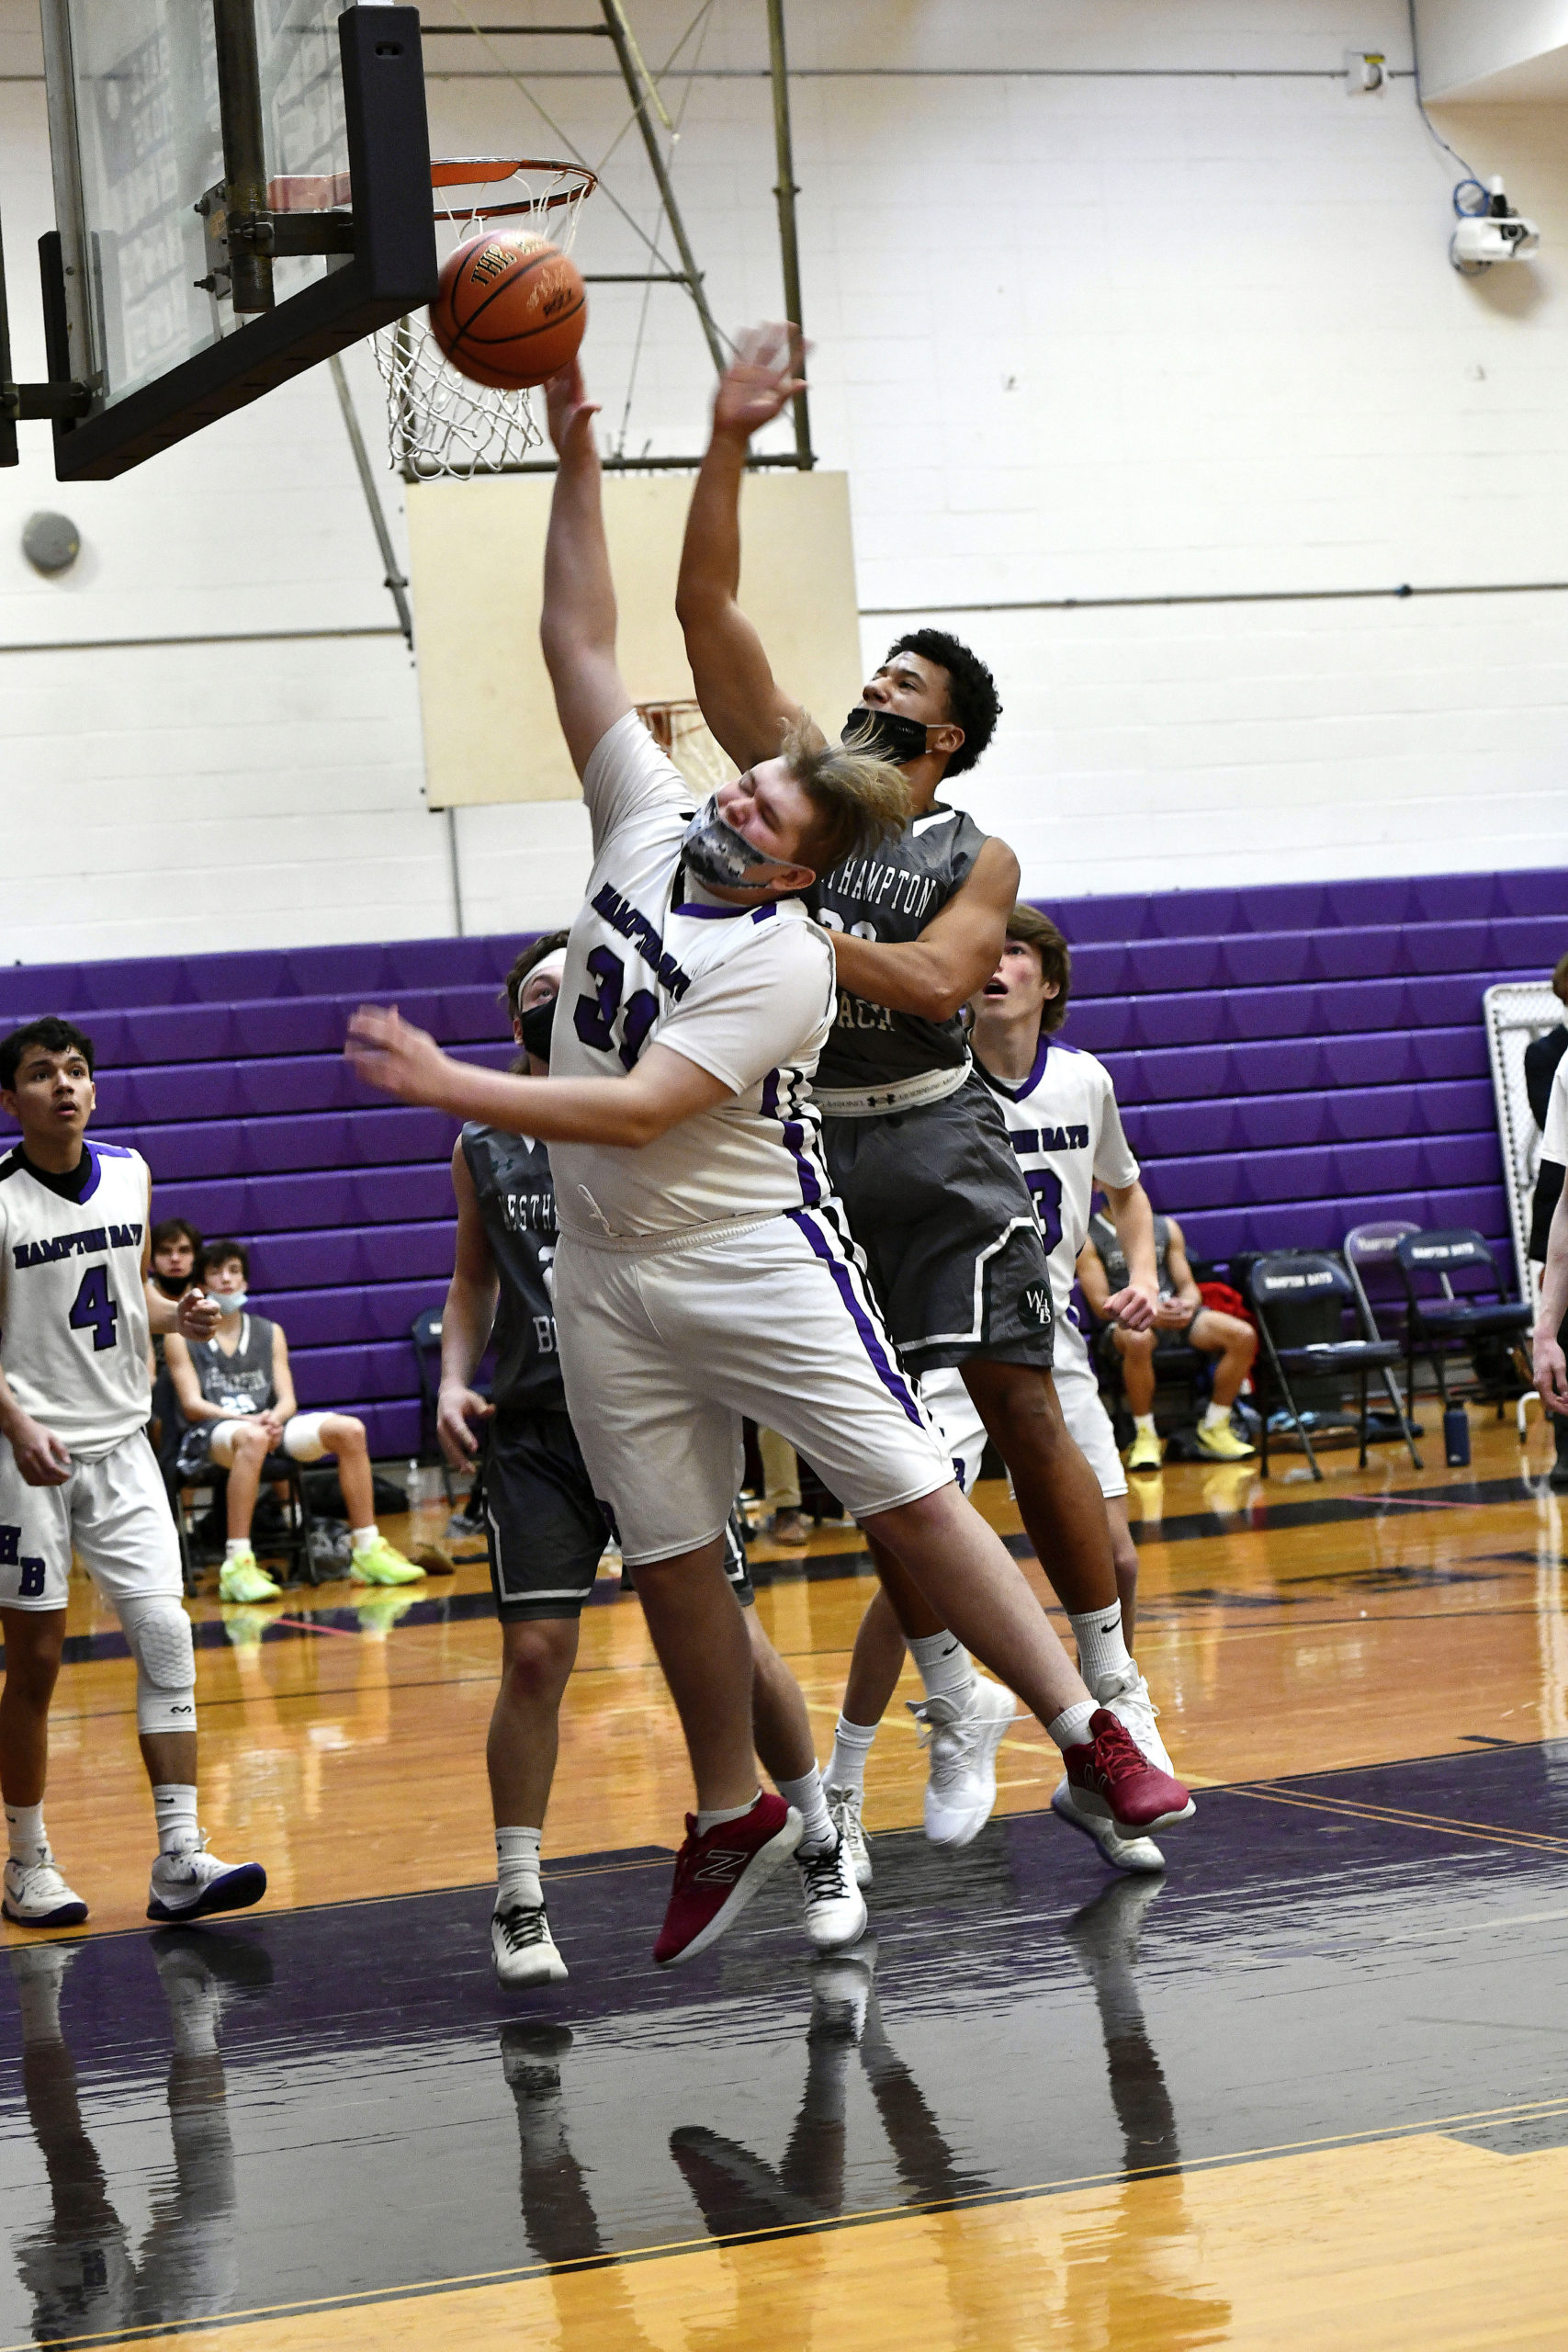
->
xmin=175 ymin=1287 xmax=220 ymax=1342
xmin=713 ymin=323 xmax=807 ymax=439
xmin=346 ymin=1004 xmax=454 ymax=1110
xmin=544 ymin=358 xmax=601 ymax=460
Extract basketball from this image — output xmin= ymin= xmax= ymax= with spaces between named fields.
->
xmin=430 ymin=231 xmax=587 ymax=390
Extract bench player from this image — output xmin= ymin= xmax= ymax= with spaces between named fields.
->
xmin=0 ymin=1019 xmax=266 ymax=1928
xmin=348 ymin=359 xmax=1190 ymax=1970
xmin=437 ymin=932 xmax=866 ymax=1986
xmin=830 ymin=910 xmax=1176 ymax=1875
xmin=676 ymin=328 xmax=1183 ymax=1851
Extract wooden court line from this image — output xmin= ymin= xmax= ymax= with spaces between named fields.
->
xmin=1227 ymin=1781 xmax=1568 ymax=1856
xmin=18 ymin=2090 xmax=1568 ymax=2352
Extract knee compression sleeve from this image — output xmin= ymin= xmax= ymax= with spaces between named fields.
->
xmin=118 ymin=1595 xmax=197 ymax=1736
xmin=283 ymin=1412 xmax=329 ymax=1463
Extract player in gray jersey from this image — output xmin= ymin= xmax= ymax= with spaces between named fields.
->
xmin=438 ymin=935 xmax=866 ymax=1984
xmin=677 ymin=329 xmax=1186 ymax=1860
xmin=0 ymin=1018 xmax=265 ymax=1930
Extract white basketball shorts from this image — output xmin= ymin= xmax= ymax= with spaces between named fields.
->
xmin=553 ymin=1207 xmax=953 ymax=1566
xmin=921 ymin=1310 xmax=1127 ymax=1503
xmin=0 ymin=1429 xmax=183 ymax=1612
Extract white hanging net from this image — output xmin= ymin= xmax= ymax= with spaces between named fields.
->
xmin=373 ymin=159 xmax=596 ymax=481
xmin=637 ymin=701 xmax=739 ymax=796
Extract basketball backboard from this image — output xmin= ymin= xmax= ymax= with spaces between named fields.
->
xmin=0 ymin=2 xmax=438 ymax=477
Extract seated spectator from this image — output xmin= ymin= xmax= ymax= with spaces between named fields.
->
xmin=147 ymin=1216 xmax=203 ymax=1466
xmin=164 ymin=1238 xmax=424 ymax=1603
xmin=1079 ymin=1207 xmax=1257 ymax=1469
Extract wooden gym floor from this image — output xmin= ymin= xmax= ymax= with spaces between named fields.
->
xmin=3 ymin=1408 xmax=1566 ymax=2350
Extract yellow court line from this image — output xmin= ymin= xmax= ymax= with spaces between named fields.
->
xmin=1228 ymin=1782 xmax=1568 ymax=1856
xmin=17 ymin=2092 xmax=1568 ymax=2352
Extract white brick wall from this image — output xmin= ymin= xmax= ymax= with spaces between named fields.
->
xmin=3 ymin=0 xmax=1567 ymax=963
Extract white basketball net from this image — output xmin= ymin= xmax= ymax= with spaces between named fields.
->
xmin=373 ymin=160 xmax=595 ymax=481
xmin=637 ymin=702 xmax=739 ymax=796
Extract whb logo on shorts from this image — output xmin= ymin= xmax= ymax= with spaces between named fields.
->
xmin=1021 ymin=1285 xmax=1054 ymax=1329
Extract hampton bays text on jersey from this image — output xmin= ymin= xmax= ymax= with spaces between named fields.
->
xmin=12 ymin=1221 xmax=143 ymax=1270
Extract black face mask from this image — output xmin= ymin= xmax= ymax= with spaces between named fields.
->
xmin=152 ymin=1272 xmax=190 ymax=1299
xmin=519 ymin=998 xmax=558 ymax=1063
xmin=841 ymin=706 xmax=931 ymax=764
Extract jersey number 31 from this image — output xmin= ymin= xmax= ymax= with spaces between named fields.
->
xmin=574 ymin=947 xmax=658 ymax=1070
xmin=69 ymin=1265 xmax=118 ymax=1352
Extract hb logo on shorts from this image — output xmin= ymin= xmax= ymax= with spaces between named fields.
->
xmin=1021 ymin=1285 xmax=1054 ymax=1329
xmin=0 ymin=1526 xmax=45 ymax=1597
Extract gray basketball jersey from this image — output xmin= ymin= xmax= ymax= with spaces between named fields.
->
xmin=0 ymin=1142 xmax=152 ymax=1457
xmin=1089 ymin=1210 xmax=1172 ymax=1296
xmin=460 ymin=1124 xmax=564 ymax=1413
xmin=813 ymin=802 xmax=989 ymax=1092
xmin=186 ymin=1315 xmax=276 ymax=1418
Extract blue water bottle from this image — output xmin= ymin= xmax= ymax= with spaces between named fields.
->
xmin=1443 ymin=1404 xmax=1470 ymax=1467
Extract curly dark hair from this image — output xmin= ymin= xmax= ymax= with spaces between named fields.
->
xmin=885 ymin=628 xmax=1001 ymax=777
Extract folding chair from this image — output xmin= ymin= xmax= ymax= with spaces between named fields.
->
xmin=166 ymin=1452 xmax=321 ymax=1591
xmin=1341 ymin=1223 xmax=1424 ymax=1469
xmin=411 ymin=1307 xmax=457 ymax=1508
xmin=1393 ymin=1229 xmax=1533 ymax=1411
xmin=1247 ymin=1252 xmax=1404 ymax=1481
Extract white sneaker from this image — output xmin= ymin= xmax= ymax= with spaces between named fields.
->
xmin=1094 ymin=1659 xmax=1176 ymax=1776
xmin=147 ymin=1838 xmax=266 ymax=1923
xmin=794 ymin=1834 xmax=868 ymax=1951
xmin=908 ymin=1675 xmax=1018 ymax=1848
xmin=826 ymin=1783 xmax=872 ymax=1887
xmin=492 ymin=1901 xmax=569 ymax=1988
xmin=1052 ymin=1780 xmax=1166 ymax=1874
xmin=3 ymin=1852 xmax=87 ymax=1928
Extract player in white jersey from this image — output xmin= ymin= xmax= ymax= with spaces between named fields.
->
xmin=828 ymin=909 xmax=1183 ymax=1876
xmin=348 ymin=360 xmax=1191 ymax=1970
xmin=0 ymin=1019 xmax=266 ymax=1928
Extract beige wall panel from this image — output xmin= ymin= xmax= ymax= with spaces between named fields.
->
xmin=406 ymin=470 xmax=863 ymax=808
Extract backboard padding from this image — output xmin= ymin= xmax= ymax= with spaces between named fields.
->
xmin=405 ymin=470 xmax=865 ymax=808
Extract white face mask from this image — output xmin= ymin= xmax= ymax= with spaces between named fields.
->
xmin=212 ymin=1290 xmax=247 ymax=1317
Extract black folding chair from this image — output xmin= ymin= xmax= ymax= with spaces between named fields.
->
xmin=1247 ymin=1252 xmax=1404 ymax=1481
xmin=411 ymin=1307 xmax=457 ymax=1508
xmin=1340 ymin=1223 xmax=1424 ymax=1469
xmin=1393 ymin=1228 xmax=1533 ymax=1410
xmin=166 ymin=1452 xmax=320 ymax=1591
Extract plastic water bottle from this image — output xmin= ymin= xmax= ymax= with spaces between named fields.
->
xmin=407 ymin=1459 xmax=431 ymax=1507
xmin=1442 ymin=1406 xmax=1471 ymax=1468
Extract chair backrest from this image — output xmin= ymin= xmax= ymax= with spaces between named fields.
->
xmin=1247 ymin=1251 xmax=1355 ymax=1314
xmin=410 ymin=1309 xmax=443 ymax=1409
xmin=1394 ymin=1227 xmax=1506 ymax=1304
xmin=1342 ymin=1219 xmax=1418 ymax=1337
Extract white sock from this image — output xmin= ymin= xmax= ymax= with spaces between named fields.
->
xmin=1048 ymin=1701 xmax=1098 ymax=1753
xmin=775 ymin=1766 xmax=833 ymax=1855
xmin=1068 ymin=1600 xmax=1133 ymax=1696
xmin=1134 ymin=1414 xmax=1156 ymax=1437
xmin=908 ymin=1631 xmax=976 ymax=1707
xmin=696 ymin=1789 xmax=761 ymax=1838
xmin=1201 ymin=1400 xmax=1231 ymax=1430
xmin=351 ymin=1524 xmax=378 ymax=1555
xmin=224 ymin=1537 xmax=253 ymax=1561
xmin=5 ymin=1801 xmax=47 ymax=1867
xmin=826 ymin=1714 xmax=876 ymax=1795
xmin=153 ymin=1783 xmax=200 ymax=1859
xmin=495 ymin=1825 xmax=543 ymax=1912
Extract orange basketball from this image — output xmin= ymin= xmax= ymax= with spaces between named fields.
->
xmin=430 ymin=232 xmax=587 ymax=391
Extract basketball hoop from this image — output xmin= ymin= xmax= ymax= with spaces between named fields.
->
xmin=636 ymin=702 xmax=738 ymax=797
xmin=372 ymin=158 xmax=596 ymax=481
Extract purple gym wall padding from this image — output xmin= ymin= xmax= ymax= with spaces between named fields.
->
xmin=0 ymin=867 xmax=1559 ymax=1455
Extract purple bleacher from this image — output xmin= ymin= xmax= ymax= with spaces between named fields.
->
xmin=2 ymin=872 xmax=1560 ymax=1446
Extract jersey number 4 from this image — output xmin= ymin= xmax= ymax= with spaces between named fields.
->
xmin=68 ymin=1264 xmax=118 ymax=1352
xmin=574 ymin=946 xmax=659 ymax=1071
xmin=1025 ymin=1169 xmax=1064 ymax=1257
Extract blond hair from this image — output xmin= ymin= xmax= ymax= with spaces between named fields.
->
xmin=781 ymin=718 xmax=909 ymax=876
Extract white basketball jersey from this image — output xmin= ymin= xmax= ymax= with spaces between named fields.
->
xmin=976 ymin=1036 xmax=1140 ymax=1320
xmin=0 ymin=1142 xmax=152 ymax=1457
xmin=549 ymin=714 xmax=837 ymax=1246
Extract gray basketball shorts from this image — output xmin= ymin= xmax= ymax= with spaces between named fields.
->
xmin=822 ymin=1073 xmax=1055 ymax=1374
xmin=484 ymin=1408 xmax=753 ymax=1621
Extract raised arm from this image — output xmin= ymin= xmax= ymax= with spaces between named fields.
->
xmin=677 ymin=325 xmax=816 ymax=770
xmin=829 ymin=836 xmax=1021 ymax=1024
xmin=539 ymin=363 xmax=633 ymax=779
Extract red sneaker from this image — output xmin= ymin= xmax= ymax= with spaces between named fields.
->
xmin=653 ymin=1793 xmax=803 ymax=1967
xmin=1063 ymin=1709 xmax=1195 ymax=1834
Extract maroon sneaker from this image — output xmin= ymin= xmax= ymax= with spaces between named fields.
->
xmin=653 ymin=1794 xmax=803 ymax=1967
xmin=1063 ymin=1709 xmax=1195 ymax=1834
